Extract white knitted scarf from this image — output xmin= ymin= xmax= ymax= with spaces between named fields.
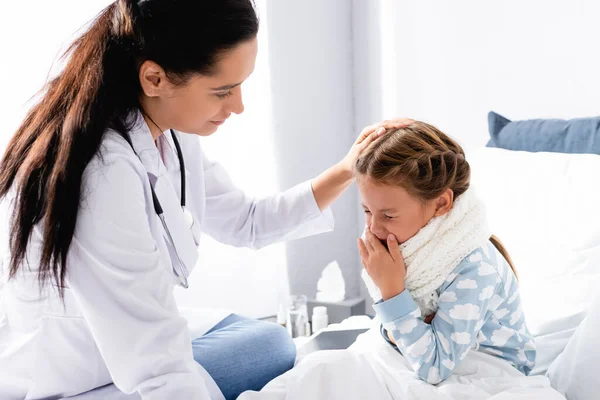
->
xmin=362 ymin=189 xmax=491 ymax=316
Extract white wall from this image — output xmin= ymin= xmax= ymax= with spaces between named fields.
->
xmin=0 ymin=1 xmax=113 ymax=149
xmin=266 ymin=0 xmax=362 ymax=299
xmin=376 ymin=0 xmax=600 ymax=147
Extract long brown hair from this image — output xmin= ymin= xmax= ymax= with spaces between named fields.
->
xmin=355 ymin=121 xmax=518 ymax=277
xmin=0 ymin=0 xmax=259 ymax=295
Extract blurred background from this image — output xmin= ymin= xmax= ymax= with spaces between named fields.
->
xmin=2 ymin=0 xmax=600 ymax=318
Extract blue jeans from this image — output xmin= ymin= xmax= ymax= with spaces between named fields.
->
xmin=192 ymin=314 xmax=296 ymax=400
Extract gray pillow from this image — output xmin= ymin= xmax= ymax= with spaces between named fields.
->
xmin=486 ymin=111 xmax=600 ymax=154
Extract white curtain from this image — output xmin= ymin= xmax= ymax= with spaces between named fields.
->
xmin=0 ymin=0 xmax=289 ymax=319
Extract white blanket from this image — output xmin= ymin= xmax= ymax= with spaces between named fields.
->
xmin=238 ymin=326 xmax=565 ymax=400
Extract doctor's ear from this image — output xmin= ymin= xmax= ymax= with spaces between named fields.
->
xmin=139 ymin=60 xmax=175 ymax=98
xmin=432 ymin=188 xmax=454 ymax=217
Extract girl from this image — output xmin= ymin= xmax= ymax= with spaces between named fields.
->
xmin=357 ymin=121 xmax=536 ymax=384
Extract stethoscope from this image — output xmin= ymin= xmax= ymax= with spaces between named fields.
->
xmin=125 ymin=128 xmax=193 ymax=289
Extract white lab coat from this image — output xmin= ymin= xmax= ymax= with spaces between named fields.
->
xmin=0 ymin=111 xmax=334 ymax=400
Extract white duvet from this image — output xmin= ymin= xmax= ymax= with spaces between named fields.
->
xmin=238 ymin=327 xmax=565 ymax=400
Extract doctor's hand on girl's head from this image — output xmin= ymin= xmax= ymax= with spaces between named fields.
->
xmin=358 ymin=230 xmax=406 ymax=301
xmin=340 ymin=118 xmax=415 ymax=173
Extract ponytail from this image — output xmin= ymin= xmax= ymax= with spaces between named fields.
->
xmin=0 ymin=1 xmax=140 ymax=294
xmin=490 ymin=235 xmax=518 ymax=280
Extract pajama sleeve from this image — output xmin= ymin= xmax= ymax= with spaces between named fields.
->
xmin=373 ymin=257 xmax=505 ymax=384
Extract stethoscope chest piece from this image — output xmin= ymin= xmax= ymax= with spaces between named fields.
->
xmin=182 ymin=206 xmax=194 ymax=229
xmin=128 ymin=128 xmax=194 ymax=289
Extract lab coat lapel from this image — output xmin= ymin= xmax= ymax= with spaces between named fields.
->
xmin=152 ymin=174 xmax=199 ymax=272
xmin=160 ymin=132 xmax=202 ymax=246
xmin=128 ymin=111 xmax=199 ymax=279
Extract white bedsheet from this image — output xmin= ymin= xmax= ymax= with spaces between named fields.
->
xmin=238 ymin=327 xmax=565 ymax=400
xmin=62 ymin=384 xmax=140 ymax=400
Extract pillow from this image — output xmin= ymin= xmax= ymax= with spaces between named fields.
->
xmin=487 ymin=111 xmax=600 ymax=154
xmin=467 ymin=147 xmax=600 ymax=375
xmin=547 ymin=292 xmax=600 ymax=400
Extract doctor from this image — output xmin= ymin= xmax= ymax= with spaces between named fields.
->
xmin=0 ymin=1 xmax=409 ymax=399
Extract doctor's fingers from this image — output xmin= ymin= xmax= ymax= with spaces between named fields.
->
xmin=355 ymin=118 xmax=415 ymax=146
xmin=355 ymin=124 xmax=385 ymax=146
xmin=376 ymin=118 xmax=415 ymax=131
xmin=354 ymin=126 xmax=385 ymax=153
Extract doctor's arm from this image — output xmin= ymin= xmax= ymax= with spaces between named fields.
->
xmin=198 ymin=119 xmax=413 ymax=249
xmin=67 ymin=157 xmax=210 ymax=400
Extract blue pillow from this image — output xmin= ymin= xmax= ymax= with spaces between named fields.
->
xmin=486 ymin=111 xmax=600 ymax=154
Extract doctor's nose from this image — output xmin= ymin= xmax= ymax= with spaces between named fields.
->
xmin=228 ymin=88 xmax=245 ymax=115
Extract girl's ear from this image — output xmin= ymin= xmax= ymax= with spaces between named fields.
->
xmin=433 ymin=188 xmax=454 ymax=217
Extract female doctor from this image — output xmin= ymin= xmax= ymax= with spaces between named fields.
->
xmin=0 ymin=1 xmax=409 ymax=399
